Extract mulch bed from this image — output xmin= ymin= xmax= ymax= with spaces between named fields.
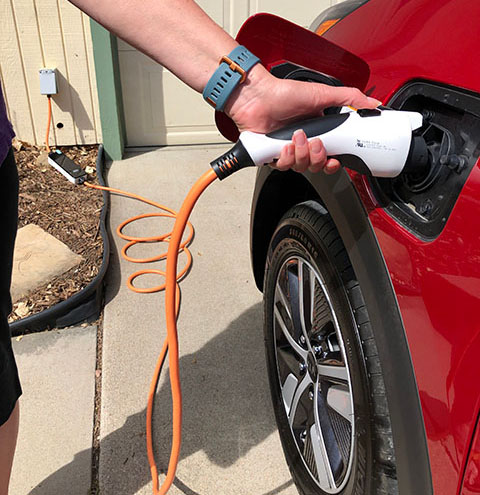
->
xmin=8 ymin=141 xmax=103 ymax=323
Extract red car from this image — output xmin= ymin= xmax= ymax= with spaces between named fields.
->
xmin=216 ymin=2 xmax=480 ymax=494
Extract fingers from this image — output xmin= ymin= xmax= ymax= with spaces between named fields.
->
xmin=307 ymin=138 xmax=327 ymax=173
xmin=276 ymin=143 xmax=295 ymax=171
xmin=324 ymin=158 xmax=341 ymax=174
xmin=316 ymin=85 xmax=382 ymax=110
xmin=292 ymin=129 xmax=310 ymax=172
xmin=275 ymin=130 xmax=336 ymax=175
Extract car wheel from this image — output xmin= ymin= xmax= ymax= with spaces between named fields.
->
xmin=263 ymin=201 xmax=398 ymax=495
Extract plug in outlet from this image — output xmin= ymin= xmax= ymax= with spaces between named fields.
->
xmin=39 ymin=68 xmax=57 ymax=95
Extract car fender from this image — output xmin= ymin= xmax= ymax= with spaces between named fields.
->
xmin=250 ymin=166 xmax=433 ymax=495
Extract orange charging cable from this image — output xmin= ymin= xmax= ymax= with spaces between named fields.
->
xmin=85 ymin=168 xmax=218 ymax=494
xmin=84 ymin=182 xmax=195 ymax=294
xmin=45 ymin=95 xmax=52 ymax=153
xmin=45 ymin=90 xmax=221 ymax=492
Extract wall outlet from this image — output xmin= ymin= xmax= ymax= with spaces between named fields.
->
xmin=39 ymin=68 xmax=57 ymax=95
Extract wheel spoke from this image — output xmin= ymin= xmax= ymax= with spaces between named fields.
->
xmin=274 ymin=305 xmax=308 ymax=361
xmin=275 ymin=281 xmax=292 ymax=320
xmin=288 ymin=374 xmax=313 ymax=428
xmin=300 ymin=261 xmax=313 ymax=337
xmin=309 ymin=423 xmax=336 ymax=490
xmin=317 ymin=363 xmax=349 ymax=383
xmin=327 ymin=385 xmax=353 ymax=423
xmin=275 ymin=279 xmax=307 ymax=353
xmin=314 ymin=386 xmax=343 ymax=483
xmin=298 ymin=260 xmax=311 ymax=350
xmin=282 ymin=373 xmax=299 ymax=415
xmin=312 ymin=279 xmax=333 ymax=337
xmin=287 ymin=260 xmax=310 ymax=348
xmin=310 ymin=271 xmax=316 ymax=329
xmin=276 ymin=346 xmax=303 ymax=382
xmin=304 ymin=383 xmax=337 ymax=490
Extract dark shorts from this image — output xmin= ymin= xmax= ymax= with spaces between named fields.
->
xmin=0 ymin=147 xmax=22 ymax=426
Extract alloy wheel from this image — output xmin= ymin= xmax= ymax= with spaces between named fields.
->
xmin=273 ymin=256 xmax=355 ymax=493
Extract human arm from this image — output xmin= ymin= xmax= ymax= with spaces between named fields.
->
xmin=70 ymin=0 xmax=381 ymax=173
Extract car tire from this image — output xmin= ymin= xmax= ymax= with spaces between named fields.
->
xmin=263 ymin=200 xmax=398 ymax=495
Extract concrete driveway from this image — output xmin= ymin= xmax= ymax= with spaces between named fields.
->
xmin=10 ymin=145 xmax=298 ymax=495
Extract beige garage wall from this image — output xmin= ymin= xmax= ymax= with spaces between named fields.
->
xmin=1 ymin=0 xmax=101 ymax=147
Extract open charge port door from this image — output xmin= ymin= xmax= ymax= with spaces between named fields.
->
xmin=371 ymin=82 xmax=480 ymax=240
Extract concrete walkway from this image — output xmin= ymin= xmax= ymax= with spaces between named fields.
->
xmin=10 ymin=325 xmax=96 ymax=494
xmin=10 ymin=145 xmax=298 ymax=495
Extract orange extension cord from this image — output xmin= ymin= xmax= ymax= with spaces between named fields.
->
xmin=85 ymin=168 xmax=218 ymax=494
xmin=45 ymin=95 xmax=52 ymax=153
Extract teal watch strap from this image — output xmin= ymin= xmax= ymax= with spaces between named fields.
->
xmin=203 ymin=46 xmax=260 ymax=111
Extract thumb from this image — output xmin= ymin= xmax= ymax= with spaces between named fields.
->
xmin=315 ymin=85 xmax=381 ymax=110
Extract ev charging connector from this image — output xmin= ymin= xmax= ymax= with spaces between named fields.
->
xmin=211 ymin=108 xmax=430 ymax=180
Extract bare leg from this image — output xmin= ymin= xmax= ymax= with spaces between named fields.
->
xmin=0 ymin=402 xmax=19 ymax=495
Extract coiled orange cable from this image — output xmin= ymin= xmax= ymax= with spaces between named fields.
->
xmin=84 ymin=182 xmax=194 ymax=294
xmin=85 ymin=167 xmax=218 ymax=494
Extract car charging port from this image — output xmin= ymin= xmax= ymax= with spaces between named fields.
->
xmin=371 ymin=83 xmax=480 ymax=239
xmin=402 ymin=120 xmax=455 ymax=193
xmin=402 ymin=134 xmax=430 ymax=184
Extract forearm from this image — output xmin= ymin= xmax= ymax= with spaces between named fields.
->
xmin=71 ymin=0 xmax=380 ymax=174
xmin=70 ymin=0 xmax=238 ymax=92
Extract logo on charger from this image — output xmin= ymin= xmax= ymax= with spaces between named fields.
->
xmin=356 ymin=139 xmax=395 ymax=152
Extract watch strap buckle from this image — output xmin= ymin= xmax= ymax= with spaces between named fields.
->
xmin=219 ymin=55 xmax=247 ymax=84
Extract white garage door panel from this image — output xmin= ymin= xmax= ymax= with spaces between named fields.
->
xmin=119 ymin=50 xmax=225 ymax=146
xmin=120 ymin=1 xmax=336 ymax=146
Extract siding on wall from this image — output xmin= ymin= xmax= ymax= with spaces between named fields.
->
xmin=0 ymin=0 xmax=101 ymax=147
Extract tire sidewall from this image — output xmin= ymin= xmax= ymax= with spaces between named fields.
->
xmin=264 ymin=214 xmax=372 ymax=495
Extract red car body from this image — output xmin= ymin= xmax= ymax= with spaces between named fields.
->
xmin=216 ymin=2 xmax=480 ymax=494
xmin=325 ymin=3 xmax=480 ymax=494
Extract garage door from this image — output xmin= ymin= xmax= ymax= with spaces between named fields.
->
xmin=119 ymin=0 xmax=336 ymax=146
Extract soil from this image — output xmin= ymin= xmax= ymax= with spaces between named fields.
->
xmin=8 ymin=141 xmax=104 ymax=323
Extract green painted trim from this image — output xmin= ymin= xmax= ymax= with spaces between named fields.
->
xmin=90 ymin=20 xmax=125 ymax=161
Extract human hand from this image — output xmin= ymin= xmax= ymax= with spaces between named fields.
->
xmin=225 ymin=64 xmax=381 ymax=174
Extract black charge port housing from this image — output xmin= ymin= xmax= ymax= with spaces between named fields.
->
xmin=370 ymin=81 xmax=480 ymax=240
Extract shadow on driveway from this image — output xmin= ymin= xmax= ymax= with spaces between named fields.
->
xmin=29 ymin=303 xmax=294 ymax=495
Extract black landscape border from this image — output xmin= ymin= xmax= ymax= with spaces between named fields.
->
xmin=10 ymin=144 xmax=110 ymax=336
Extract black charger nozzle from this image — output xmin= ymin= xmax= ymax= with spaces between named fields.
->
xmin=210 ymin=141 xmax=255 ymax=180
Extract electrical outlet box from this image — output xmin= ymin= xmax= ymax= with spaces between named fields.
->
xmin=39 ymin=68 xmax=57 ymax=95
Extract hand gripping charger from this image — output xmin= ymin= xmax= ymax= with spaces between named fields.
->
xmin=211 ymin=108 xmax=429 ymax=179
